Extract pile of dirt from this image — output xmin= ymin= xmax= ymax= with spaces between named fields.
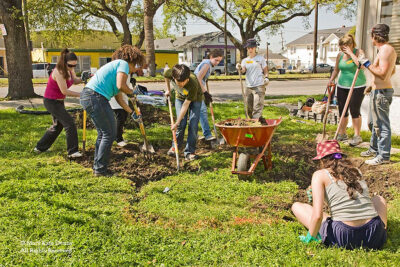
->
xmin=274 ymin=141 xmax=400 ymax=203
xmin=221 ymin=118 xmax=268 ymax=127
xmin=75 ymin=143 xmax=198 ymax=189
xmin=74 ymin=103 xmax=170 ymax=130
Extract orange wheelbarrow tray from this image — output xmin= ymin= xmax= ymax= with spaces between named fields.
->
xmin=215 ymin=118 xmax=282 ymax=175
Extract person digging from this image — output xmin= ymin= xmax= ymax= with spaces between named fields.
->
xmin=164 ymin=64 xmax=208 ymax=161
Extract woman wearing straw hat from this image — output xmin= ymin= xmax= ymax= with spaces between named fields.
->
xmin=291 ymin=140 xmax=387 ymax=249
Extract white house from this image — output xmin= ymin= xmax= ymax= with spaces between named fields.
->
xmin=154 ymin=31 xmax=237 ymax=66
xmin=258 ymin=48 xmax=289 ymax=69
xmin=285 ymin=26 xmax=353 ymax=69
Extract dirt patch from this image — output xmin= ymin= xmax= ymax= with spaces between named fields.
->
xmin=221 ymin=117 xmax=269 ymax=126
xmin=75 ymin=143 xmax=199 ymax=189
xmin=74 ymin=103 xmax=170 ymax=129
xmin=275 ymin=141 xmax=400 ymax=202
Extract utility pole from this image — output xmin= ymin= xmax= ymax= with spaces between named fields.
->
xmin=312 ymin=0 xmax=318 ymax=73
xmin=280 ymin=31 xmax=284 ymax=51
xmin=224 ymin=0 xmax=228 ymax=75
xmin=266 ymin=42 xmax=270 ymax=66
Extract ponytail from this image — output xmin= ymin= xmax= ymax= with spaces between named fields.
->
xmin=56 ymin=48 xmax=78 ymax=80
xmin=320 ymin=157 xmax=363 ymax=199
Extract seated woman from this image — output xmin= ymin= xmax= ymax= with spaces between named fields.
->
xmin=291 ymin=140 xmax=387 ymax=250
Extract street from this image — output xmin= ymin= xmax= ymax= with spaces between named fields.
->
xmin=0 ymin=79 xmax=331 ymax=102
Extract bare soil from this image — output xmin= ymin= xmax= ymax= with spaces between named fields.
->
xmin=74 ymin=102 xmax=170 ymax=130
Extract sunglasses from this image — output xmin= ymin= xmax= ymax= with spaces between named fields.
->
xmin=67 ymin=64 xmax=77 ymax=68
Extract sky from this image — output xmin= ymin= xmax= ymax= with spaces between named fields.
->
xmin=153 ymin=5 xmax=356 ymax=53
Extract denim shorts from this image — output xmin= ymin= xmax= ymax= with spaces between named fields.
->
xmin=319 ymin=216 xmax=387 ymax=250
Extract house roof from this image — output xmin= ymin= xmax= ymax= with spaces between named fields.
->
xmin=154 ymin=31 xmax=231 ymax=51
xmin=258 ymin=49 xmax=288 ymax=60
xmin=286 ymin=26 xmax=354 ymax=46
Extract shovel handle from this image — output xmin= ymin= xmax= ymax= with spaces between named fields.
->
xmin=82 ymin=110 xmax=87 ymax=152
xmin=167 ymin=96 xmax=180 ymax=171
xmin=206 ymin=81 xmax=219 ymax=139
xmin=322 ymin=83 xmax=335 ymax=136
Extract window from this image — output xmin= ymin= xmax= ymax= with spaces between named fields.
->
xmin=99 ymin=57 xmax=112 ymax=68
xmin=218 ymin=36 xmax=225 ymax=43
xmin=32 ymin=64 xmax=45 ymax=70
xmin=51 ymin=56 xmax=59 ymax=63
xmin=291 ymin=46 xmax=296 ymax=53
xmin=380 ymin=0 xmax=400 ymax=64
xmin=75 ymin=56 xmax=91 ymax=73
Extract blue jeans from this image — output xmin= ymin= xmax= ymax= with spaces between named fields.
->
xmin=199 ymin=101 xmax=212 ymax=138
xmin=368 ymin=89 xmax=393 ymax=160
xmin=173 ymin=99 xmax=201 ymax=156
xmin=80 ymin=88 xmax=117 ymax=173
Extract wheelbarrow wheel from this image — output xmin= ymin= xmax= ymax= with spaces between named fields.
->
xmin=237 ymin=153 xmax=250 ymax=172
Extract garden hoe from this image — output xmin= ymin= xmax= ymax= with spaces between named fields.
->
xmin=333 ymin=63 xmax=362 ymax=140
xmin=206 ymin=81 xmax=225 ymax=145
xmin=316 ymin=83 xmax=335 ymax=143
xmin=167 ymin=96 xmax=180 ymax=171
xmin=129 ymin=96 xmax=155 ymax=156
xmin=238 ymin=68 xmax=249 ymax=119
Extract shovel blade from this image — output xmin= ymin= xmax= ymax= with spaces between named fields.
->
xmin=140 ymin=143 xmax=155 ymax=153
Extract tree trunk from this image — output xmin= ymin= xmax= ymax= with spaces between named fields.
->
xmin=0 ymin=0 xmax=35 ymax=99
xmin=120 ymin=16 xmax=132 ymax=45
xmin=135 ymin=27 xmax=145 ymax=49
xmin=144 ymin=0 xmax=156 ymax=77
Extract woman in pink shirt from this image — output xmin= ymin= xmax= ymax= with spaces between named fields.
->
xmin=35 ymin=49 xmax=83 ymax=158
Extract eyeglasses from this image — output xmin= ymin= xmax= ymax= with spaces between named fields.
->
xmin=67 ymin=64 xmax=77 ymax=68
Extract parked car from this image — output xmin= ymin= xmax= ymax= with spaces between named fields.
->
xmin=189 ymin=62 xmax=237 ymax=75
xmin=302 ymin=63 xmax=333 ymax=73
xmin=32 ymin=63 xmax=56 ymax=78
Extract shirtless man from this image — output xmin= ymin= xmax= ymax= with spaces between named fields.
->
xmin=359 ymin=24 xmax=397 ymax=165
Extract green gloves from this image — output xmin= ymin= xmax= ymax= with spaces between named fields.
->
xmin=299 ymin=231 xmax=321 ymax=244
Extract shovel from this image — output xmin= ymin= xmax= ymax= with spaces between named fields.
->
xmin=238 ymin=69 xmax=249 ymax=119
xmin=167 ymin=96 xmax=180 ymax=171
xmin=316 ymin=83 xmax=335 ymax=143
xmin=334 ymin=64 xmax=362 ymax=140
xmin=129 ymin=96 xmax=155 ymax=154
xmin=206 ymin=81 xmax=225 ymax=145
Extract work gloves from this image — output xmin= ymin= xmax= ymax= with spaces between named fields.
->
xmin=204 ymin=91 xmax=213 ymax=106
xmin=358 ymin=55 xmax=371 ymax=68
xmin=299 ymin=232 xmax=321 ymax=244
xmin=236 ymin=63 xmax=242 ymax=70
xmin=81 ymin=71 xmax=91 ymax=84
xmin=131 ymin=112 xmax=142 ymax=123
xmin=264 ymin=77 xmax=270 ymax=86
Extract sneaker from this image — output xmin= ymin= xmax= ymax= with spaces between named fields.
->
xmin=93 ymin=170 xmax=114 ymax=177
xmin=336 ymin=134 xmax=348 ymax=141
xmin=68 ymin=151 xmax=83 ymax=158
xmin=349 ymin=135 xmax=363 ymax=147
xmin=205 ymin=136 xmax=216 ymax=141
xmin=365 ymin=157 xmax=390 ymax=166
xmin=185 ymin=153 xmax=198 ymax=161
xmin=198 ymin=136 xmax=205 ymax=141
xmin=167 ymin=147 xmax=176 ymax=156
xmin=360 ymin=149 xmax=377 ymax=157
xmin=33 ymin=147 xmax=42 ymax=154
xmin=117 ymin=140 xmax=128 ymax=147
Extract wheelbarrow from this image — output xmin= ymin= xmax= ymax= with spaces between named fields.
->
xmin=216 ymin=118 xmax=282 ymax=175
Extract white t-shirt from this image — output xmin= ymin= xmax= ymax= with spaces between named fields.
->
xmin=109 ymin=74 xmax=132 ymax=109
xmin=241 ymin=55 xmax=267 ymax=87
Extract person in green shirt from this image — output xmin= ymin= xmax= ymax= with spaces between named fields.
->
xmin=329 ymin=34 xmax=367 ymax=146
xmin=164 ymin=64 xmax=207 ymax=161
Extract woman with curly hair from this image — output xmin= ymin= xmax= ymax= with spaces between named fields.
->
xmin=35 ymin=49 xmax=83 ymax=158
xmin=80 ymin=45 xmax=145 ymax=176
xmin=291 ymin=140 xmax=387 ymax=250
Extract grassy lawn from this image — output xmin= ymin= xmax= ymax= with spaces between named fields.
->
xmin=0 ymin=98 xmax=399 ymax=265
xmin=0 ymin=72 xmax=331 ymax=86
